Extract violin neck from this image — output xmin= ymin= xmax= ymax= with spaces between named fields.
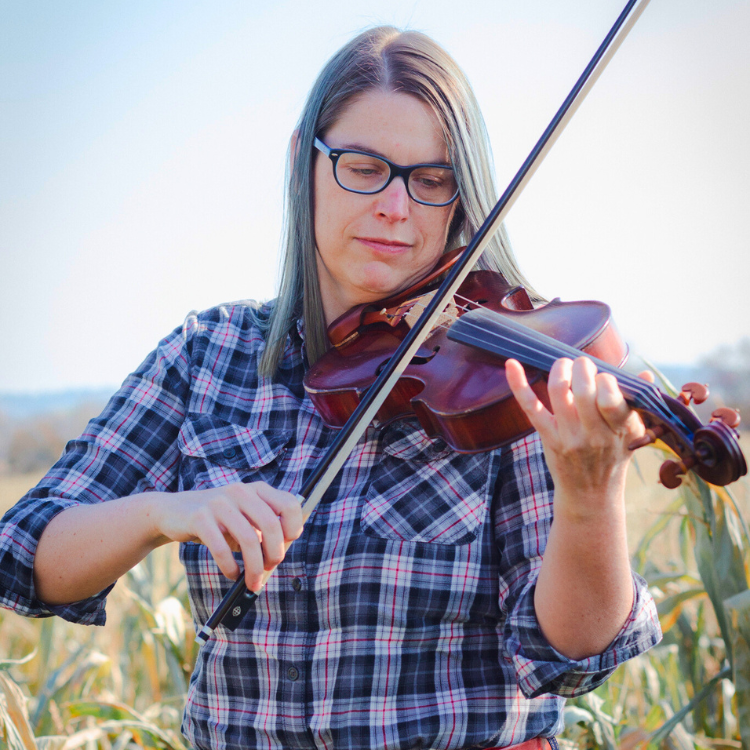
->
xmin=447 ymin=307 xmax=674 ymax=422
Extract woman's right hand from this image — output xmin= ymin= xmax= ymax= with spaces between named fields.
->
xmin=154 ymin=483 xmax=303 ymax=592
xmin=33 ymin=482 xmax=303 ymax=606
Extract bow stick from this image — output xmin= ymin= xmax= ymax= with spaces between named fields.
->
xmin=196 ymin=0 xmax=652 ymax=645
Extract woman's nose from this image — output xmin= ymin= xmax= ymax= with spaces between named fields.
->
xmin=375 ymin=177 xmax=410 ymax=220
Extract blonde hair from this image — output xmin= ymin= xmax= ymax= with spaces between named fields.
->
xmin=258 ymin=26 xmax=540 ymax=377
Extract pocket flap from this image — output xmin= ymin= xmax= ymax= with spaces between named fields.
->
xmin=177 ymin=414 xmax=291 ymax=469
xmin=380 ymin=420 xmax=452 ymax=462
xmin=363 ymin=422 xmax=489 ymax=546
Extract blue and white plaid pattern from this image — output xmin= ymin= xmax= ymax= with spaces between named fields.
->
xmin=0 ymin=303 xmax=661 ymax=750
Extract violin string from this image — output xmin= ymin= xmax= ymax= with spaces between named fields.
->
xmin=452 ymin=305 xmax=676 ymax=420
xmin=400 ymin=294 xmax=676 ymax=423
xmin=451 ymin=316 xmax=667 ymax=415
xmin=448 ymin=311 xmax=678 ymax=424
xmin=458 ymin=324 xmax=680 ymax=431
xmin=402 ymin=293 xmax=649 ymax=393
xmin=446 ymin=294 xmax=665 ymax=404
xmin=404 ymin=292 xmax=657 ymax=408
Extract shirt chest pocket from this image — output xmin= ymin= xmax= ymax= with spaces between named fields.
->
xmin=177 ymin=414 xmax=291 ymax=490
xmin=361 ymin=423 xmax=490 ymax=546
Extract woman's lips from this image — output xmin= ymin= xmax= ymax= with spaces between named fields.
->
xmin=356 ymin=237 xmax=412 ymax=253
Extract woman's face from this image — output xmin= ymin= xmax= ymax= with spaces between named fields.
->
xmin=313 ymin=89 xmax=458 ymax=325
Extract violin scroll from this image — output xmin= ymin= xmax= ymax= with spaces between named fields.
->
xmin=657 ymin=418 xmax=745 ymax=489
xmin=649 ymin=387 xmax=744 ymax=489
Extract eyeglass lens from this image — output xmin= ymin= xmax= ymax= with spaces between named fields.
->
xmin=335 ymin=152 xmax=457 ymax=205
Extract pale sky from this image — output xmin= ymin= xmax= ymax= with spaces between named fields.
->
xmin=2 ymin=0 xmax=748 ymax=393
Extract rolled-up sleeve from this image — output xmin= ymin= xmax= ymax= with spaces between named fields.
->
xmin=495 ymin=433 xmax=662 ymax=698
xmin=0 ymin=322 xmax=192 ymax=625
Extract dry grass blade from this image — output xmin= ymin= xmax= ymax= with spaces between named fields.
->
xmin=649 ymin=665 xmax=732 ymax=745
xmin=723 ymin=590 xmax=750 ymax=750
xmin=65 ymin=701 xmax=188 ymax=749
xmin=31 ymin=650 xmax=109 ymax=731
xmin=632 ymin=494 xmax=685 ymax=575
xmin=51 ymin=727 xmax=105 ymax=750
xmin=0 ymin=650 xmax=37 ymax=672
xmin=0 ymin=671 xmax=37 ymax=750
xmin=679 ymin=476 xmax=748 ymax=663
xmin=35 ymin=737 xmax=69 ymax=750
xmin=98 ymin=719 xmax=187 ymax=749
xmin=656 ymin=588 xmax=708 ymax=632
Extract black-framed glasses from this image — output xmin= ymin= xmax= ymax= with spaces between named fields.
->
xmin=314 ymin=137 xmax=459 ymax=207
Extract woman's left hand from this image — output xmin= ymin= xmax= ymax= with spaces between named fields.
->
xmin=505 ymin=356 xmax=647 ymax=507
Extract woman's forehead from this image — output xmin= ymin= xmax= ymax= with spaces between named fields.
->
xmin=325 ymin=90 xmax=448 ymax=164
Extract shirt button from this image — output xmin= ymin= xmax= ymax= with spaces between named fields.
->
xmin=287 ymin=666 xmax=300 ymax=681
xmin=222 ymin=447 xmax=237 ymax=459
xmin=291 ymin=577 xmax=302 ymax=592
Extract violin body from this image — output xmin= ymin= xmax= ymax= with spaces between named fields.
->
xmin=304 ymin=269 xmax=747 ymax=488
xmin=305 ymin=271 xmax=627 ymax=452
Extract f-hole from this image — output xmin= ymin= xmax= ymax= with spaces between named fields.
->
xmin=376 ymin=346 xmax=440 ymax=375
xmin=464 ymin=298 xmax=489 ymax=312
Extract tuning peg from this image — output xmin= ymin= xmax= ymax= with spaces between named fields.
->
xmin=659 ymin=456 xmax=696 ymax=489
xmin=628 ymin=425 xmax=666 ymax=450
xmin=678 ymin=382 xmax=709 ymax=406
xmin=710 ymin=407 xmax=741 ymax=430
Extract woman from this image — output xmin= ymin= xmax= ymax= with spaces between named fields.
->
xmin=0 ymin=27 xmax=660 ymax=750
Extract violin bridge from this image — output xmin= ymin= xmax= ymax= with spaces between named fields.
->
xmin=400 ymin=290 xmax=459 ymax=333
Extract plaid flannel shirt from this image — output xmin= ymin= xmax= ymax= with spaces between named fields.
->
xmin=0 ymin=302 xmax=661 ymax=750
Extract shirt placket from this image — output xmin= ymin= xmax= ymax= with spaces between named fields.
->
xmin=273 ymin=519 xmax=313 ymax=746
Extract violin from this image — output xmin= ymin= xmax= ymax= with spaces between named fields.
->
xmin=304 ymin=249 xmax=747 ymax=490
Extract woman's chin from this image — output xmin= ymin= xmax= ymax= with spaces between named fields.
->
xmin=358 ymin=265 xmax=416 ymax=300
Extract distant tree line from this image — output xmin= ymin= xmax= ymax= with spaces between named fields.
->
xmin=0 ymin=397 xmax=108 ymax=475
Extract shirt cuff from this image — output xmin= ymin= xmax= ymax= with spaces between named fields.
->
xmin=0 ymin=496 xmax=113 ymax=626
xmin=506 ymin=571 xmax=662 ymax=698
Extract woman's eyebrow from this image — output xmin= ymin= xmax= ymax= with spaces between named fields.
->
xmin=338 ymin=141 xmax=387 ymax=157
xmin=338 ymin=141 xmax=451 ymax=167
